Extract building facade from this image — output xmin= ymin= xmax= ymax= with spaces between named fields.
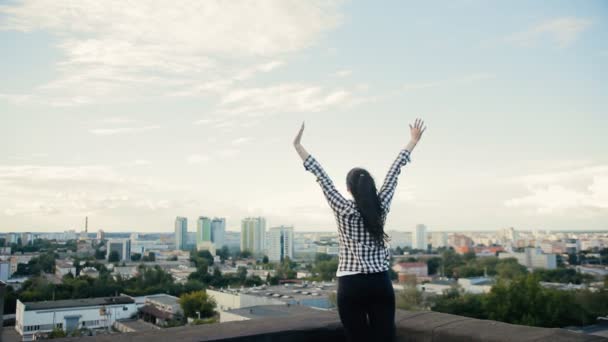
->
xmin=267 ymin=226 xmax=294 ymax=262
xmin=196 ymin=216 xmax=212 ymax=246
xmin=174 ymin=216 xmax=188 ymax=251
xmin=241 ymin=217 xmax=266 ymax=255
xmin=211 ymin=217 xmax=226 ymax=248
xmin=413 ymin=224 xmax=428 ymax=251
xmin=498 ymin=247 xmax=557 ymax=270
xmin=16 ymin=297 xmax=137 ymax=341
xmin=106 ymin=239 xmax=131 ymax=262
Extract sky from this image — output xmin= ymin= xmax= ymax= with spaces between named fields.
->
xmin=1 ymin=0 xmax=607 ymax=233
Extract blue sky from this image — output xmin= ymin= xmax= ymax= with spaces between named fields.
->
xmin=1 ymin=0 xmax=607 ymax=233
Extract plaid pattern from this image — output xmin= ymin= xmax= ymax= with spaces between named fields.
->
xmin=304 ymin=149 xmax=411 ymax=274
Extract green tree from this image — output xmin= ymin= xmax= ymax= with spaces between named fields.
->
xmin=179 ymin=290 xmax=216 ymax=319
xmin=262 ymin=255 xmax=269 ymax=264
xmin=130 ymin=253 xmax=142 ymax=262
xmin=396 ymin=286 xmax=423 ymax=311
xmin=216 ymin=246 xmax=230 ymax=262
xmin=495 ymin=258 xmax=527 ymax=280
xmin=49 ymin=328 xmax=67 ymax=339
xmin=237 ymin=266 xmax=248 ymax=281
xmin=426 ymin=257 xmax=442 ymax=275
xmin=240 ymin=250 xmax=252 ymax=259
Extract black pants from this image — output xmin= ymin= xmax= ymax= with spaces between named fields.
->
xmin=337 ymin=271 xmax=396 ymax=342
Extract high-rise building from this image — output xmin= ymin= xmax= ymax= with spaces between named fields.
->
xmin=96 ymin=229 xmax=105 ymax=240
xmin=196 ymin=216 xmax=212 ymax=246
xmin=431 ymin=232 xmax=448 ymax=249
xmin=241 ymin=217 xmax=266 ymax=255
xmin=413 ymin=224 xmax=428 ymax=251
xmin=211 ymin=218 xmax=226 ymax=248
xmin=175 ymin=216 xmax=188 ymax=251
xmin=106 ymin=239 xmax=131 ymax=261
xmin=267 ymin=226 xmax=294 ymax=262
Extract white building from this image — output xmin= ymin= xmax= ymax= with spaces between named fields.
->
xmin=387 ymin=230 xmax=412 ymax=248
xmin=106 ymin=239 xmax=131 ymax=262
xmin=241 ymin=217 xmax=266 ymax=255
xmin=413 ymin=224 xmax=428 ymax=250
xmin=96 ymin=229 xmax=105 ymax=240
xmin=131 ymin=240 xmax=170 ymax=255
xmin=498 ymin=247 xmax=557 ymax=270
xmin=196 ymin=240 xmax=217 ymax=256
xmin=431 ymin=232 xmax=448 ymax=249
xmin=458 ymin=277 xmax=494 ymax=294
xmin=16 ymin=297 xmax=137 ymax=341
xmin=207 ymin=289 xmax=284 ymax=313
xmin=55 ymin=260 xmax=76 ymax=278
xmin=267 ymin=226 xmax=294 ymax=262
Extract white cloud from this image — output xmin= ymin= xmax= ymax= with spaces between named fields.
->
xmin=99 ymin=117 xmax=135 ymax=125
xmin=232 ymin=137 xmax=251 ymax=146
xmin=187 ymin=154 xmax=210 ymax=164
xmin=505 ymin=165 xmax=608 ymax=214
xmin=0 ymin=163 xmax=198 ymax=219
xmin=507 ymin=17 xmax=592 ymax=48
xmin=0 ymin=1 xmax=341 ymax=104
xmin=333 ymin=69 xmax=352 ymax=77
xmin=89 ymin=125 xmax=160 ymax=136
xmin=402 ymin=73 xmax=495 ymax=91
xmin=218 ymin=83 xmax=354 ymax=116
xmin=130 ymin=160 xmax=151 ymax=166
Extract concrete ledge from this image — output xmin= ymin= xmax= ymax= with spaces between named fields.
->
xmin=55 ymin=309 xmax=606 ymax=342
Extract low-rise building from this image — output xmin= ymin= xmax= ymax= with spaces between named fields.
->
xmin=80 ymin=267 xmax=100 ymax=279
xmin=139 ymin=294 xmax=182 ymax=326
xmin=55 ymin=260 xmax=76 ymax=278
xmin=458 ymin=277 xmax=494 ymax=294
xmin=498 ymin=247 xmax=557 ymax=270
xmin=417 ymin=279 xmax=454 ymax=295
xmin=392 ymin=262 xmax=428 ymax=277
xmin=16 ymin=296 xmax=137 ymax=341
xmin=113 ymin=266 xmax=139 ymax=280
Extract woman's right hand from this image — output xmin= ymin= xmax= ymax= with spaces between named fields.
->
xmin=293 ymin=121 xmax=310 ymax=161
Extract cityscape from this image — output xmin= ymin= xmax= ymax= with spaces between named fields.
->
xmin=2 ymin=0 xmax=607 ymax=341
xmin=1 ymin=217 xmax=607 ymax=340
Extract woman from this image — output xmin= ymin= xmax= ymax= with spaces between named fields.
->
xmin=293 ymin=119 xmax=426 ymax=342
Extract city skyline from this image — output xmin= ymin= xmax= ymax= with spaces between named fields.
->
xmin=2 ymin=1 xmax=607 ymax=233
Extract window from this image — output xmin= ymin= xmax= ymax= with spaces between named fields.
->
xmin=123 ymin=306 xmax=128 ymax=311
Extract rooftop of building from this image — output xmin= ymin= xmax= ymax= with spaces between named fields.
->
xmin=145 ymin=294 xmax=179 ymax=306
xmin=22 ymin=296 xmax=134 ymax=311
xmin=218 ymin=282 xmax=336 ymax=301
xmin=226 ymin=304 xmax=322 ymax=319
xmin=48 ymin=309 xmax=606 ymax=342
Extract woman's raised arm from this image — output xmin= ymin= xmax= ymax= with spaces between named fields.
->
xmin=378 ymin=118 xmax=426 ymax=214
xmin=294 ymin=122 xmax=354 ymax=214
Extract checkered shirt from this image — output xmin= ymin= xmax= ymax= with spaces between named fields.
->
xmin=303 ymin=149 xmax=411 ymax=274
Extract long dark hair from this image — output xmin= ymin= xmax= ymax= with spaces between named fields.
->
xmin=347 ymin=168 xmax=388 ymax=246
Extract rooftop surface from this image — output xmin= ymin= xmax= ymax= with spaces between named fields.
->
xmin=145 ymin=294 xmax=179 ymax=306
xmin=226 ymin=304 xmax=322 ymax=319
xmin=52 ymin=309 xmax=607 ymax=342
xmin=23 ymin=296 xmax=134 ymax=311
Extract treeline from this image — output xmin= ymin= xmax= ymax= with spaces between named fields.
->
xmin=431 ymin=274 xmax=608 ymax=328
xmin=3 ymin=250 xmax=292 ymax=315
